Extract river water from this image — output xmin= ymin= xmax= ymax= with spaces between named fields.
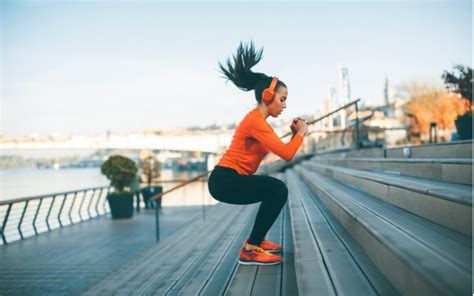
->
xmin=0 ymin=168 xmax=217 ymax=206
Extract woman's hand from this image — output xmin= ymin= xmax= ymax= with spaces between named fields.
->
xmin=291 ymin=117 xmax=308 ymax=137
xmin=290 ymin=118 xmax=299 ymax=136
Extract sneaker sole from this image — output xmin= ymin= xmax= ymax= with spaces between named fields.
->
xmin=238 ymin=259 xmax=282 ymax=266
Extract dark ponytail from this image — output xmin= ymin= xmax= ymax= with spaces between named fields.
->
xmin=219 ymin=41 xmax=286 ymax=103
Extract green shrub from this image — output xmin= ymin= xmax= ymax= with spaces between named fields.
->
xmin=101 ymin=155 xmax=138 ymax=194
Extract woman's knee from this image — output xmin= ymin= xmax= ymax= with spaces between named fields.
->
xmin=272 ymin=179 xmax=288 ymax=202
xmin=280 ymin=184 xmax=289 ymax=202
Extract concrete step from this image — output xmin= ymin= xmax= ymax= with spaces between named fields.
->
xmin=295 ymin=165 xmax=472 ymax=295
xmin=283 ymin=170 xmax=398 ymax=296
xmin=310 ymin=157 xmax=472 ymax=185
xmin=385 ymin=140 xmax=472 ymax=159
xmin=302 ymin=162 xmax=472 ymax=235
xmin=317 ymin=140 xmax=472 ymax=159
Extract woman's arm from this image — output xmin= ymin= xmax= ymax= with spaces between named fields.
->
xmin=250 ymin=116 xmax=304 ymax=161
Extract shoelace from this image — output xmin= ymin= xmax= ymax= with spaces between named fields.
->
xmin=244 ymin=242 xmax=277 ymax=254
xmin=246 ymin=246 xmax=269 ymax=254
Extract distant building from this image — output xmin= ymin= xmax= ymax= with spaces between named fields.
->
xmin=329 ymin=86 xmax=338 ymax=109
xmin=329 ymin=86 xmax=342 ymax=127
xmin=383 ymin=77 xmax=395 ymax=117
xmin=339 ymin=66 xmax=351 ymax=105
xmin=339 ymin=66 xmax=351 ymax=128
xmin=322 ymin=96 xmax=330 ymax=128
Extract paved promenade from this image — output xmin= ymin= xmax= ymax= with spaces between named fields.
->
xmin=0 ymin=205 xmax=211 ymax=295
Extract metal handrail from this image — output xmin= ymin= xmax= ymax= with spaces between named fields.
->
xmin=0 ymin=186 xmax=111 ymax=245
xmin=281 ymin=99 xmax=361 ymax=139
xmin=307 ymin=126 xmax=408 ymax=135
xmin=149 ymin=173 xmax=210 ymax=202
xmin=147 ymin=179 xmax=208 ymax=185
xmin=0 ymin=186 xmax=110 ymax=206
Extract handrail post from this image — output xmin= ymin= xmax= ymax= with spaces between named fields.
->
xmin=33 ymin=198 xmax=43 ymax=235
xmin=148 ymin=171 xmax=213 ymax=242
xmin=155 ymin=200 xmax=160 ymax=242
xmin=136 ymin=188 xmax=140 ymax=212
xmin=95 ymin=189 xmax=103 ymax=217
xmin=86 ymin=189 xmax=96 ymax=219
xmin=1 ymin=203 xmax=13 ymax=245
xmin=78 ymin=190 xmax=87 ymax=221
xmin=58 ymin=193 xmax=68 ymax=228
xmin=102 ymin=188 xmax=110 ymax=214
xmin=68 ymin=192 xmax=78 ymax=225
xmin=18 ymin=201 xmax=29 ymax=239
xmin=45 ymin=195 xmax=56 ymax=231
xmin=354 ymin=101 xmax=361 ymax=149
xmin=202 ymin=179 xmax=206 ymax=221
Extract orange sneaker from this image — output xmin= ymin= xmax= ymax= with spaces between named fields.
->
xmin=239 ymin=246 xmax=282 ymax=266
xmin=244 ymin=239 xmax=283 ymax=253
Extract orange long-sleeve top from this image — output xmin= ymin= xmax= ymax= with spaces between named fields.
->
xmin=216 ymin=108 xmax=303 ymax=175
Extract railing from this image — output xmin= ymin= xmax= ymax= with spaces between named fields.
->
xmin=0 ymin=186 xmax=112 ymax=245
xmin=149 ymin=173 xmax=211 ymax=242
xmin=273 ymin=98 xmax=363 ymax=153
xmin=306 ymin=99 xmax=363 ymax=150
xmin=0 ymin=178 xmax=213 ymax=246
xmin=135 ymin=179 xmax=208 ymax=212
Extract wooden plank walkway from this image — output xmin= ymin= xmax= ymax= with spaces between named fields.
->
xmin=0 ymin=206 xmax=207 ymax=296
xmin=81 ymin=201 xmax=301 ymax=295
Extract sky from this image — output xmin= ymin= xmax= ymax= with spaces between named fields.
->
xmin=1 ymin=0 xmax=472 ymax=137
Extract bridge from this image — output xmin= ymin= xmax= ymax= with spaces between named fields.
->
xmin=0 ymin=130 xmax=236 ymax=154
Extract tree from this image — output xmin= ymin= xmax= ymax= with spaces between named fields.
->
xmin=442 ymin=65 xmax=472 ymax=103
xmin=442 ymin=65 xmax=473 ymax=140
xmin=400 ymin=82 xmax=467 ymax=141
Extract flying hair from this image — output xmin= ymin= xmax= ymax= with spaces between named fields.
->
xmin=219 ymin=41 xmax=286 ymax=103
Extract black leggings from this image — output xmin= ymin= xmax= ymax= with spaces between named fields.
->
xmin=208 ymin=166 xmax=288 ymax=246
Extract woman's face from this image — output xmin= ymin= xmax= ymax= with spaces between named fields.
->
xmin=268 ymin=86 xmax=288 ymax=117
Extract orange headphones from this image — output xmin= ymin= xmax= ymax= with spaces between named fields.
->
xmin=261 ymin=77 xmax=278 ymax=104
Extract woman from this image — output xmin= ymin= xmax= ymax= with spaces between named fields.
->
xmin=208 ymin=42 xmax=308 ymax=266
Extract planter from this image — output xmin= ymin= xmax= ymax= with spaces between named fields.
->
xmin=141 ymin=186 xmax=163 ymax=209
xmin=107 ymin=192 xmax=134 ymax=219
xmin=455 ymin=112 xmax=473 ymax=140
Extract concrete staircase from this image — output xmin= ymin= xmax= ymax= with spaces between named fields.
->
xmin=283 ymin=171 xmax=398 ymax=295
xmin=82 ymin=140 xmax=472 ymax=295
xmin=287 ymin=140 xmax=472 ymax=295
